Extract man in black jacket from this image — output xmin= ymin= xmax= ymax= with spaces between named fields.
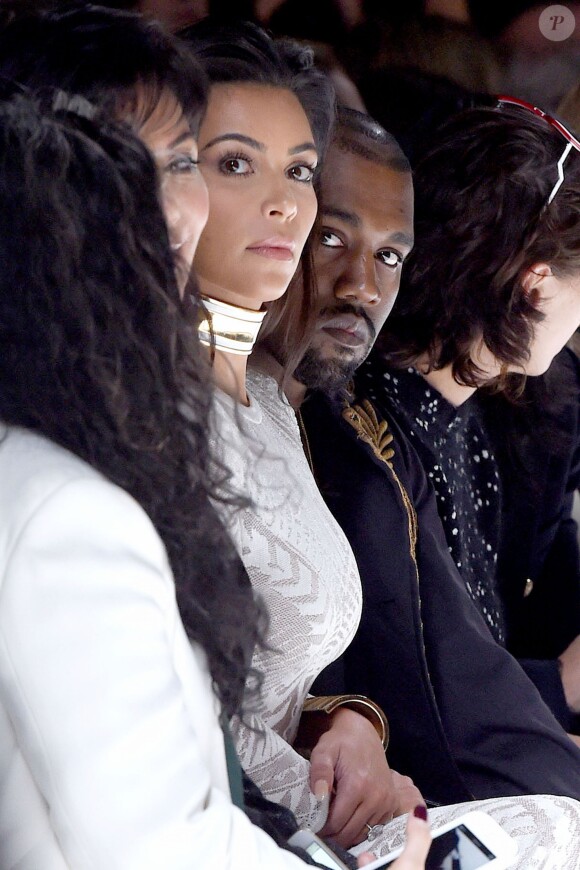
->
xmin=255 ymin=106 xmax=580 ymax=804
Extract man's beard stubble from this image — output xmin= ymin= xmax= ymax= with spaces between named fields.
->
xmin=293 ymin=345 xmax=360 ymax=400
xmin=293 ymin=302 xmax=375 ymax=399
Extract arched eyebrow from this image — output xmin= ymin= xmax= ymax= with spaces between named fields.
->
xmin=201 ymin=133 xmax=317 ymax=156
xmin=202 ymin=133 xmax=263 ymax=152
xmin=289 ymin=141 xmax=317 ymax=156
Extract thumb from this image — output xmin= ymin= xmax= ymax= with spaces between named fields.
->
xmin=308 ymin=743 xmax=335 ymax=831
xmin=309 ymin=742 xmax=336 ymax=799
xmin=391 ymin=806 xmax=431 ymax=869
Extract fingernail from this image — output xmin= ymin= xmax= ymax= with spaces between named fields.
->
xmin=413 ymin=804 xmax=428 ymax=821
xmin=314 ymin=779 xmax=329 ymax=800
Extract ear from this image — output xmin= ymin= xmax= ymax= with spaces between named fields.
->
xmin=522 ymin=262 xmax=553 ymax=306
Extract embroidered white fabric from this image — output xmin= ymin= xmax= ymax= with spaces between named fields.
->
xmin=210 ymin=370 xmax=362 ymax=829
xmin=349 ymin=794 xmax=580 ymax=868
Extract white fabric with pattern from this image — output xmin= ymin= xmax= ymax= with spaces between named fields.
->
xmin=350 ymin=794 xmax=580 ymax=869
xmin=210 ymin=370 xmax=362 ymax=828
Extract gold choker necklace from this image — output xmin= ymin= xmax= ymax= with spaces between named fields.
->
xmin=197 ymin=295 xmax=267 ymax=356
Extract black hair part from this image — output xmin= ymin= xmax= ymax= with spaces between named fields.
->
xmin=180 ymin=16 xmax=336 ymax=161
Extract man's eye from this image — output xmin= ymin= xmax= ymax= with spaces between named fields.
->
xmin=377 ymin=249 xmax=403 ymax=267
xmin=320 ymin=230 xmax=343 ymax=248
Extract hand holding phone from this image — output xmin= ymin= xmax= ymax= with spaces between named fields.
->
xmin=363 ymin=810 xmax=517 ymax=870
xmin=288 ymin=809 xmax=516 ymax=870
xmin=288 ymin=805 xmax=431 ymax=870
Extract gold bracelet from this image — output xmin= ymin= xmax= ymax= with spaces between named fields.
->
xmin=301 ymin=694 xmax=389 ymax=750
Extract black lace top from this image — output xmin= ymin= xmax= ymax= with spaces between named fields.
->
xmin=359 ymin=360 xmax=505 ymax=643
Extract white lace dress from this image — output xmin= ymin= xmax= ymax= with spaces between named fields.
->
xmin=210 ymin=370 xmax=362 ymax=828
xmin=211 ymin=372 xmax=580 ymax=868
xmin=351 ymin=796 xmax=580 ymax=869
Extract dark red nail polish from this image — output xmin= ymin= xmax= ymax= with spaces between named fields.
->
xmin=413 ymin=804 xmax=428 ymax=821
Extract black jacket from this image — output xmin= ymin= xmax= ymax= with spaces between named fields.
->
xmin=359 ymin=347 xmax=580 ymax=730
xmin=486 ymin=348 xmax=580 ymax=661
xmin=303 ymin=390 xmax=580 ymax=805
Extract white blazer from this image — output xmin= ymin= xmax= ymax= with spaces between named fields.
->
xmin=0 ymin=425 xmax=306 ymax=869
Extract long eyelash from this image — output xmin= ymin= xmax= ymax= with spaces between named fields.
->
xmin=291 ymin=162 xmax=317 ymax=182
xmin=219 ymin=150 xmax=252 ymax=174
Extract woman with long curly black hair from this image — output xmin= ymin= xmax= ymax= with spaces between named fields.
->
xmin=0 ymin=86 xmax=285 ymax=867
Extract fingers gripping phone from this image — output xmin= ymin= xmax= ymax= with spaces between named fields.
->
xmin=288 ymin=810 xmax=517 ymax=870
xmin=364 ymin=810 xmax=518 ymax=870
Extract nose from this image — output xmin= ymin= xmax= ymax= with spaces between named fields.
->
xmin=335 ymin=248 xmax=380 ymax=305
xmin=261 ymin=178 xmax=298 ymax=222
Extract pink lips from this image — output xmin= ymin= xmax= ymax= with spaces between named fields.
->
xmin=320 ymin=313 xmax=370 ymax=348
xmin=246 ymin=236 xmax=296 ymax=261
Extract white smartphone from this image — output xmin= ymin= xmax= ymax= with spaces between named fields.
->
xmin=287 ymin=829 xmax=352 ymax=870
xmin=363 ymin=809 xmax=518 ymax=870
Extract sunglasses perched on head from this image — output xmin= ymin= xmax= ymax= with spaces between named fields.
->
xmin=496 ymin=94 xmax=580 ymax=205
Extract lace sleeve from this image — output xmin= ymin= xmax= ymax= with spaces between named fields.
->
xmin=231 ymin=710 xmax=329 ymax=832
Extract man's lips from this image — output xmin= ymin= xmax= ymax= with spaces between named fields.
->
xmin=319 ymin=313 xmax=371 ymax=349
xmin=246 ymin=237 xmax=295 ymax=261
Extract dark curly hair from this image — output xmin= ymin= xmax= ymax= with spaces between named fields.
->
xmin=0 ymin=91 xmax=266 ymax=719
xmin=377 ymin=103 xmax=580 ymax=391
xmin=0 ymin=1 xmax=207 ymax=136
xmin=180 ymin=17 xmax=337 ymax=381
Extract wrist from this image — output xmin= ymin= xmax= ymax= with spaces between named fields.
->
xmin=299 ymin=694 xmax=389 ymax=750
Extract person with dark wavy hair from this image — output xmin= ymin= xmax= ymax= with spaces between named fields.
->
xmin=364 ymin=101 xmax=580 ymax=735
xmin=0 ymin=85 xmax=300 ymax=868
xmin=0 ymin=1 xmax=211 ymax=293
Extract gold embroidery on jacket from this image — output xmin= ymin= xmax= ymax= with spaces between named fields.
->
xmin=342 ymin=399 xmax=417 ymax=555
xmin=341 ymin=395 xmax=458 ymax=781
xmin=342 ymin=399 xmax=394 ymax=465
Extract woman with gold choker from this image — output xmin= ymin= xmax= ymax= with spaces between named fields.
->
xmin=197 ymin=294 xmax=267 ymax=357
xmin=181 ymin=17 xmax=428 ymax=855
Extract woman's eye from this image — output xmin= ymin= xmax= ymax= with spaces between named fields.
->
xmin=288 ymin=163 xmax=315 ymax=183
xmin=166 ymin=155 xmax=198 ymax=174
xmin=320 ymin=230 xmax=344 ymax=248
xmin=377 ymin=249 xmax=403 ymax=268
xmin=220 ymin=155 xmax=252 ymax=175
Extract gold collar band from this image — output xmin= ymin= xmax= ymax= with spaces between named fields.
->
xmin=197 ymin=295 xmax=267 ymax=356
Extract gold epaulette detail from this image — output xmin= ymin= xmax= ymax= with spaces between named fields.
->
xmin=342 ymin=397 xmax=417 ymax=556
xmin=342 ymin=398 xmax=395 ymax=467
